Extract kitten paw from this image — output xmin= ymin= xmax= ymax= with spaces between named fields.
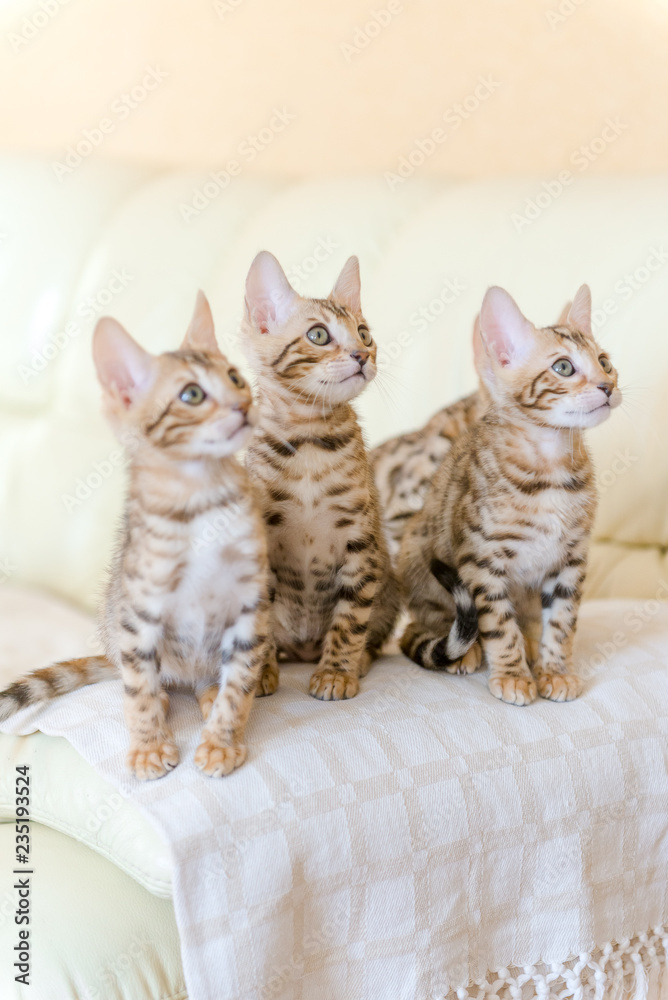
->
xmin=488 ymin=673 xmax=537 ymax=706
xmin=309 ymin=668 xmax=359 ymax=701
xmin=536 ymin=671 xmax=582 ymax=702
xmin=447 ymin=642 xmax=483 ymax=674
xmin=197 ymin=685 xmax=219 ymax=721
xmin=257 ymin=662 xmax=279 ymax=696
xmin=194 ymin=738 xmax=247 ymax=777
xmin=127 ymin=740 xmax=180 ymax=781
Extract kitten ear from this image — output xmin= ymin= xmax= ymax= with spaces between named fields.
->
xmin=93 ymin=317 xmax=157 ymax=408
xmin=182 ymin=290 xmax=219 ymax=353
xmin=565 ymin=284 xmax=593 ymax=337
xmin=330 ymin=256 xmax=361 ymax=313
xmin=556 ymin=299 xmax=572 ymax=326
xmin=479 ymin=287 xmax=534 ymax=367
xmin=472 ymin=313 xmax=489 ymax=377
xmin=244 ymin=251 xmax=299 ymax=334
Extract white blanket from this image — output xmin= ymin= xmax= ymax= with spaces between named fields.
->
xmin=2 ymin=599 xmax=668 ymax=1000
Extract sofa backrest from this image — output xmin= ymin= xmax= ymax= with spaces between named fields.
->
xmin=0 ymin=159 xmax=666 ymax=609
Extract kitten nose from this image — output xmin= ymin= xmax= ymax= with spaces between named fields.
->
xmin=234 ymin=398 xmax=250 ymax=413
xmin=598 ymin=382 xmax=613 ymax=398
xmin=351 ymin=350 xmax=369 ymax=368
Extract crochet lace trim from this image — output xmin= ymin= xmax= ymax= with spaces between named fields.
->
xmin=434 ymin=927 xmax=668 ymax=1000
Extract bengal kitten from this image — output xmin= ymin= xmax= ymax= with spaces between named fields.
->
xmin=398 ymin=284 xmax=621 ymax=705
xmin=241 ymin=251 xmax=400 ymax=700
xmin=371 ymin=303 xmax=574 ymax=556
xmin=0 ymin=293 xmax=275 ymax=779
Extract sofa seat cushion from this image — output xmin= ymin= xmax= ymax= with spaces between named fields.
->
xmin=0 ymin=822 xmax=184 ymax=1000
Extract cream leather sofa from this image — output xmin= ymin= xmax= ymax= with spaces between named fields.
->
xmin=0 ymin=159 xmax=667 ymax=998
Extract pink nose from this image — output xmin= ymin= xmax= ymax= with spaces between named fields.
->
xmin=598 ymin=383 xmax=613 ymax=398
xmin=351 ymin=350 xmax=369 ymax=368
xmin=234 ymin=398 xmax=250 ymax=413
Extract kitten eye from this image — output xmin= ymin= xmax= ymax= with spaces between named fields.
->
xmin=552 ymin=358 xmax=575 ymax=377
xmin=358 ymin=325 xmax=372 ymax=347
xmin=306 ymin=325 xmax=331 ymax=346
xmin=228 ymin=368 xmax=245 ymax=388
xmin=599 ymin=355 xmax=613 ymax=374
xmin=179 ymin=383 xmax=206 ymax=405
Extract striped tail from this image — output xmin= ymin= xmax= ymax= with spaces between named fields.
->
xmin=400 ymin=559 xmax=479 ymax=670
xmin=429 ymin=559 xmax=479 ymax=659
xmin=0 ymin=656 xmax=115 ymax=722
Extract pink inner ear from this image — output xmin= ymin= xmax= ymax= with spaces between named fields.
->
xmin=93 ymin=317 xmax=155 ymax=408
xmin=480 ymin=287 xmax=534 ymax=367
xmin=245 ymin=251 xmax=299 ymax=334
xmin=245 ymin=296 xmax=273 ymax=335
xmin=103 ymin=358 xmax=136 ymax=407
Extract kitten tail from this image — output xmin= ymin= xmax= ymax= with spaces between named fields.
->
xmin=400 ymin=561 xmax=479 ymax=670
xmin=0 ymin=656 xmax=114 ymax=722
xmin=430 ymin=559 xmax=479 ymax=657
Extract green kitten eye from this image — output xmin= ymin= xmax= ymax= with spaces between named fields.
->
xmin=306 ymin=325 xmax=331 ymax=346
xmin=228 ymin=368 xmax=245 ymax=388
xmin=552 ymin=358 xmax=575 ymax=377
xmin=179 ymin=383 xmax=206 ymax=405
xmin=358 ymin=325 xmax=372 ymax=347
xmin=599 ymin=355 xmax=613 ymax=374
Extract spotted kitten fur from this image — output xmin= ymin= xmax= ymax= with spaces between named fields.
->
xmin=0 ymin=293 xmax=275 ymax=779
xmin=399 ymin=284 xmax=621 ymax=705
xmin=370 ymin=390 xmax=485 ymax=556
xmin=242 ymin=251 xmax=400 ymax=700
xmin=371 ymin=303 xmax=574 ymax=556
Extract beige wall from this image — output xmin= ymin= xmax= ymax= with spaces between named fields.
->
xmin=0 ymin=0 xmax=667 ymax=176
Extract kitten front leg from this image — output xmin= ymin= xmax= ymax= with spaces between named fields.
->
xmin=197 ymin=644 xmax=278 ymax=712
xmin=256 ymin=641 xmax=279 ymax=696
xmin=534 ymin=556 xmax=586 ymax=702
xmin=194 ymin=601 xmax=272 ymax=776
xmin=119 ymin=621 xmax=179 ymax=781
xmin=460 ymin=567 xmax=537 ymax=706
xmin=309 ymin=558 xmax=379 ymax=701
